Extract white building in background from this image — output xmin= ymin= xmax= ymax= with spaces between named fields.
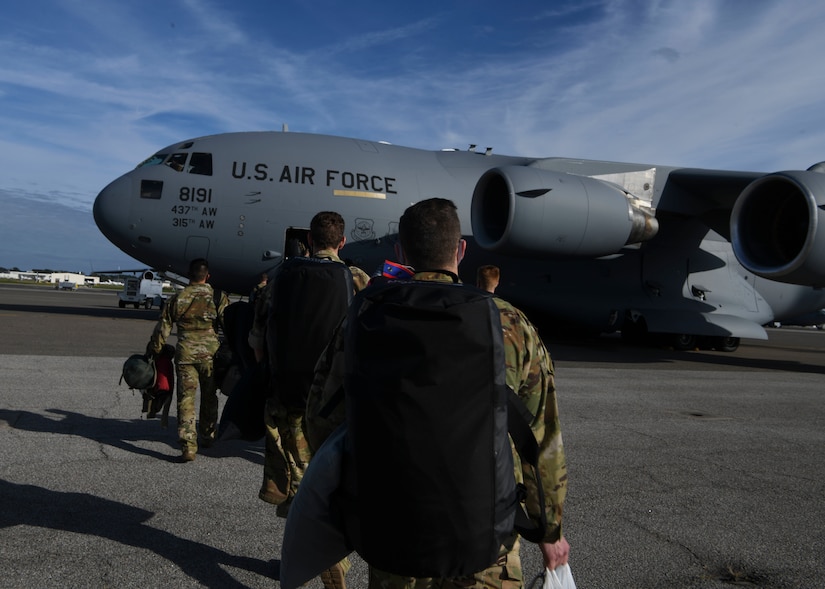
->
xmin=0 ymin=270 xmax=99 ymax=286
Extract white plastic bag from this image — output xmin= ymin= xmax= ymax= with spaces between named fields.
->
xmin=543 ymin=563 xmax=577 ymax=589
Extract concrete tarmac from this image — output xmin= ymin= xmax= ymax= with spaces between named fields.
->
xmin=1 ymin=284 xmax=823 ymax=588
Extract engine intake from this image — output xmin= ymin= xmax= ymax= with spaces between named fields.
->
xmin=731 ymin=170 xmax=825 ymax=286
xmin=471 ymin=166 xmax=658 ymax=257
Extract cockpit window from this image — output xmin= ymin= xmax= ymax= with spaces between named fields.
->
xmin=189 ymin=152 xmax=213 ymax=176
xmin=135 ymin=151 xmax=212 ymax=175
xmin=136 ymin=153 xmax=168 ymax=168
xmin=140 ymin=180 xmax=163 ymax=199
xmin=166 ymin=153 xmax=188 ymax=172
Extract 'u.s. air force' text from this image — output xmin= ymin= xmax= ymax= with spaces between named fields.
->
xmin=231 ymin=162 xmax=397 ymax=194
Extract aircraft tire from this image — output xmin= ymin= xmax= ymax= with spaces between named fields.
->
xmin=712 ymin=336 xmax=740 ymax=352
xmin=671 ymin=333 xmax=697 ymax=351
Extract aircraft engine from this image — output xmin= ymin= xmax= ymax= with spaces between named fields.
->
xmin=470 ymin=166 xmax=658 ymax=257
xmin=731 ymin=169 xmax=825 ymax=287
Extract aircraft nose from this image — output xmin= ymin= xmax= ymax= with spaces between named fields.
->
xmin=93 ymin=175 xmax=131 ymax=247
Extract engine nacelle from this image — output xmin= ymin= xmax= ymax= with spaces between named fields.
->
xmin=731 ymin=170 xmax=825 ymax=287
xmin=471 ymin=166 xmax=658 ymax=257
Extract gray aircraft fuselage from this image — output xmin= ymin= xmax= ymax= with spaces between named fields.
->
xmin=94 ymin=131 xmax=825 ymax=348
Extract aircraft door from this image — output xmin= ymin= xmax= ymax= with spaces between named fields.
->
xmin=284 ymin=227 xmax=310 ymax=258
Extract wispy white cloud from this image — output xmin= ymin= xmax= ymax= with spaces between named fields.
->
xmin=316 ymin=16 xmax=442 ymax=57
xmin=179 ymin=0 xmax=250 ymax=48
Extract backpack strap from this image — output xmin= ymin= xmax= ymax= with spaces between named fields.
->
xmin=318 ymin=386 xmax=345 ymax=419
xmin=508 ymin=391 xmax=549 ymax=543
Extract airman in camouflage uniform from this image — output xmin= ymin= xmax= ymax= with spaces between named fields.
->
xmin=305 ymin=199 xmax=569 ymax=589
xmin=147 ymin=258 xmax=229 ymax=462
xmin=248 ymin=212 xmax=369 ymax=589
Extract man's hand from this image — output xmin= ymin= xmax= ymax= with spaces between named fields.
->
xmin=539 ymin=537 xmax=570 ymax=569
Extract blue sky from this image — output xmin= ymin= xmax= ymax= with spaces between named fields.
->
xmin=2 ymin=0 xmax=825 ymax=271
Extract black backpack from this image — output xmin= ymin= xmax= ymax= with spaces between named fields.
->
xmin=217 ymin=301 xmax=268 ymax=441
xmin=340 ymin=280 xmax=546 ymax=578
xmin=267 ymin=256 xmax=354 ymax=411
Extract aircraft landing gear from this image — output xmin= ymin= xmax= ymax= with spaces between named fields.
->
xmin=620 ymin=313 xmax=740 ymax=352
xmin=708 ymin=336 xmax=740 ymax=352
xmin=671 ymin=333 xmax=697 ymax=351
xmin=672 ymin=334 xmax=740 ymax=352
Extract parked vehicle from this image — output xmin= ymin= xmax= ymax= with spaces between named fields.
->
xmin=118 ymin=271 xmax=167 ymax=309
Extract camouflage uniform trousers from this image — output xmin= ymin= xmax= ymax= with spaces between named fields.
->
xmin=176 ymin=361 xmax=218 ymax=453
xmin=259 ymin=397 xmax=352 ymax=589
xmin=368 ymin=537 xmax=523 ymax=589
xmin=259 ymin=397 xmax=312 ymax=508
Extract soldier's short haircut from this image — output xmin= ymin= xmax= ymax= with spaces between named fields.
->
xmin=188 ymin=258 xmax=209 ymax=281
xmin=399 ymin=198 xmax=461 ymax=270
xmin=477 ymin=265 xmax=500 ymax=292
xmin=310 ymin=211 xmax=346 ymax=251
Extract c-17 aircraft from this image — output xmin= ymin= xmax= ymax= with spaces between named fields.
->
xmin=93 ymin=130 xmax=825 ymax=352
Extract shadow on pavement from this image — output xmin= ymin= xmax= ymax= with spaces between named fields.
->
xmin=0 ymin=479 xmax=274 ymax=587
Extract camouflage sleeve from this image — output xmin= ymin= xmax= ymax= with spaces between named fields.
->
xmin=498 ymin=301 xmax=567 ymax=543
xmin=147 ymin=293 xmax=177 ymax=356
xmin=349 ymin=265 xmax=371 ymax=292
xmin=217 ymin=291 xmax=231 ymax=326
xmin=305 ymin=320 xmax=347 ymax=453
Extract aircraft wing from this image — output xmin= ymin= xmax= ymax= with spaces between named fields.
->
xmin=659 ymin=168 xmax=764 ymax=222
xmin=92 ymin=268 xmax=187 ymax=288
xmin=92 ymin=268 xmax=152 ymax=275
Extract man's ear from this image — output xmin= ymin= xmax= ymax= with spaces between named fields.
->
xmin=339 ymin=236 xmax=347 ymax=249
xmin=456 ymin=238 xmax=467 ymax=266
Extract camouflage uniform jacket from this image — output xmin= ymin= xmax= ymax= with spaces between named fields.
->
xmin=247 ymin=248 xmax=370 ymax=353
xmin=307 ymin=271 xmax=567 ymax=543
xmin=147 ymin=283 xmax=229 ymax=364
